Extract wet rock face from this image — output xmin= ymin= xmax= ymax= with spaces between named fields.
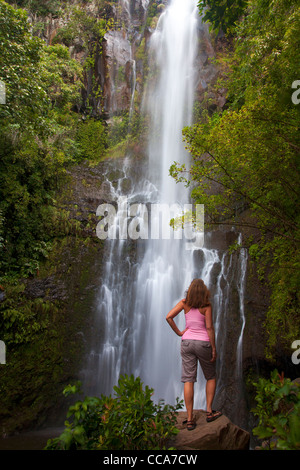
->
xmin=28 ymin=0 xmax=224 ymax=120
xmin=204 ymin=230 xmax=239 ymax=251
xmin=102 ymin=30 xmax=134 ymax=116
xmin=194 ymin=20 xmax=226 ymax=111
xmin=27 ymin=0 xmax=147 ymax=118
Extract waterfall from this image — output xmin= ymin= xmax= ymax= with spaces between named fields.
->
xmin=147 ymin=0 xmax=198 ymax=202
xmin=129 ymin=58 xmax=136 ymax=120
xmin=81 ymin=0 xmax=248 ymax=424
xmin=134 ymin=0 xmax=201 ymax=405
xmin=236 ymin=234 xmax=248 ymax=379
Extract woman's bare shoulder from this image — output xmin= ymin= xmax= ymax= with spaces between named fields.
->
xmin=204 ymin=303 xmax=212 ymax=313
xmin=181 ymin=298 xmax=191 ymax=314
xmin=200 ymin=303 xmax=212 ymax=314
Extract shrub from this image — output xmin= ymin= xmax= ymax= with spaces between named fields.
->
xmin=252 ymin=370 xmax=300 ymax=450
xmin=76 ymin=118 xmax=107 ymax=162
xmin=45 ymin=374 xmax=183 ymax=450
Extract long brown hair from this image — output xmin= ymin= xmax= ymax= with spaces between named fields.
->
xmin=185 ymin=279 xmax=210 ymax=308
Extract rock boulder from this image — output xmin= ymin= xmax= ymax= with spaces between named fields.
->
xmin=172 ymin=410 xmax=250 ymax=450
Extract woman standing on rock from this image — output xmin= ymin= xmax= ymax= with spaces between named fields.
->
xmin=166 ymin=278 xmax=222 ymax=430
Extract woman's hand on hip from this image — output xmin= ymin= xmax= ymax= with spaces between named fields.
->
xmin=210 ymin=348 xmax=217 ymax=362
xmin=178 ymin=328 xmax=189 ymax=337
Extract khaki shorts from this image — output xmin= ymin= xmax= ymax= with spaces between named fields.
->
xmin=181 ymin=340 xmax=216 ymax=382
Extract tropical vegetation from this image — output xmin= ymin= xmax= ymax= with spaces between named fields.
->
xmin=45 ymin=374 xmax=183 ymax=450
xmin=252 ymin=370 xmax=300 ymax=450
xmin=0 ymin=0 xmax=299 ymax=449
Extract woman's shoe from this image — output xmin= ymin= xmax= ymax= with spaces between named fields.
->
xmin=186 ymin=420 xmax=196 ymax=431
xmin=206 ymin=410 xmax=222 ymax=422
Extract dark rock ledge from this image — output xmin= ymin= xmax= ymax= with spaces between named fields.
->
xmin=172 ymin=410 xmax=250 ymax=450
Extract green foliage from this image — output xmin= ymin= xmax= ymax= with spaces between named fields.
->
xmin=6 ymin=0 xmax=62 ymax=17
xmin=171 ymin=0 xmax=300 ymax=358
xmin=227 ymin=0 xmax=300 ymax=109
xmin=76 ymin=118 xmax=107 ymax=162
xmin=52 ymin=4 xmax=110 ymax=49
xmin=0 ymin=209 xmax=4 ymax=250
xmin=107 ymin=110 xmax=148 ymax=148
xmin=0 ymin=0 xmax=144 ymax=277
xmin=0 ymin=0 xmax=48 ymax=130
xmin=252 ymin=370 xmax=300 ymax=450
xmin=0 ymin=1 xmax=85 ymax=276
xmin=107 ymin=114 xmax=131 ymax=147
xmin=51 ymin=3 xmax=115 ymax=114
xmin=45 ymin=374 xmax=183 ymax=450
xmin=146 ymin=0 xmax=165 ymax=28
xmin=40 ymin=44 xmax=83 ymax=110
xmin=0 ymin=244 xmax=91 ymax=433
xmin=0 ymin=282 xmax=55 ymax=345
xmin=198 ymin=0 xmax=247 ymax=34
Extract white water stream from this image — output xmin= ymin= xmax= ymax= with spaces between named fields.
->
xmin=82 ymin=0 xmax=248 ymax=419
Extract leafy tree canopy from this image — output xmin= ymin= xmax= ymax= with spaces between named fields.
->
xmin=198 ymin=0 xmax=247 ymax=34
xmin=0 ymin=0 xmax=84 ymax=276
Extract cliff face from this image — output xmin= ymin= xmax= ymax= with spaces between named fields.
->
xmin=28 ymin=0 xmax=224 ymax=121
xmin=27 ymin=0 xmax=151 ymax=118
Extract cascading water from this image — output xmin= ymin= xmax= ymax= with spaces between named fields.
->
xmin=133 ymin=0 xmax=201 ymax=406
xmin=147 ymin=0 xmax=198 ymax=202
xmin=82 ymin=0 xmax=248 ymax=425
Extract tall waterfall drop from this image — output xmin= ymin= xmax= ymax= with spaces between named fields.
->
xmin=82 ymin=0 xmax=248 ymax=424
xmin=134 ymin=0 xmax=201 ymax=405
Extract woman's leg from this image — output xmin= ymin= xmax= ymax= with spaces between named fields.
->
xmin=184 ymin=381 xmax=194 ymax=422
xmin=206 ymin=378 xmax=222 ymax=421
xmin=206 ymin=378 xmax=216 ymax=413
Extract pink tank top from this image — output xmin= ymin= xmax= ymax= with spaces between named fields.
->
xmin=181 ymin=307 xmax=210 ymax=342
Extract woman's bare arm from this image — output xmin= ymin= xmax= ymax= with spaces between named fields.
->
xmin=166 ymin=300 xmax=188 ymax=337
xmin=205 ymin=305 xmax=217 ymax=362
